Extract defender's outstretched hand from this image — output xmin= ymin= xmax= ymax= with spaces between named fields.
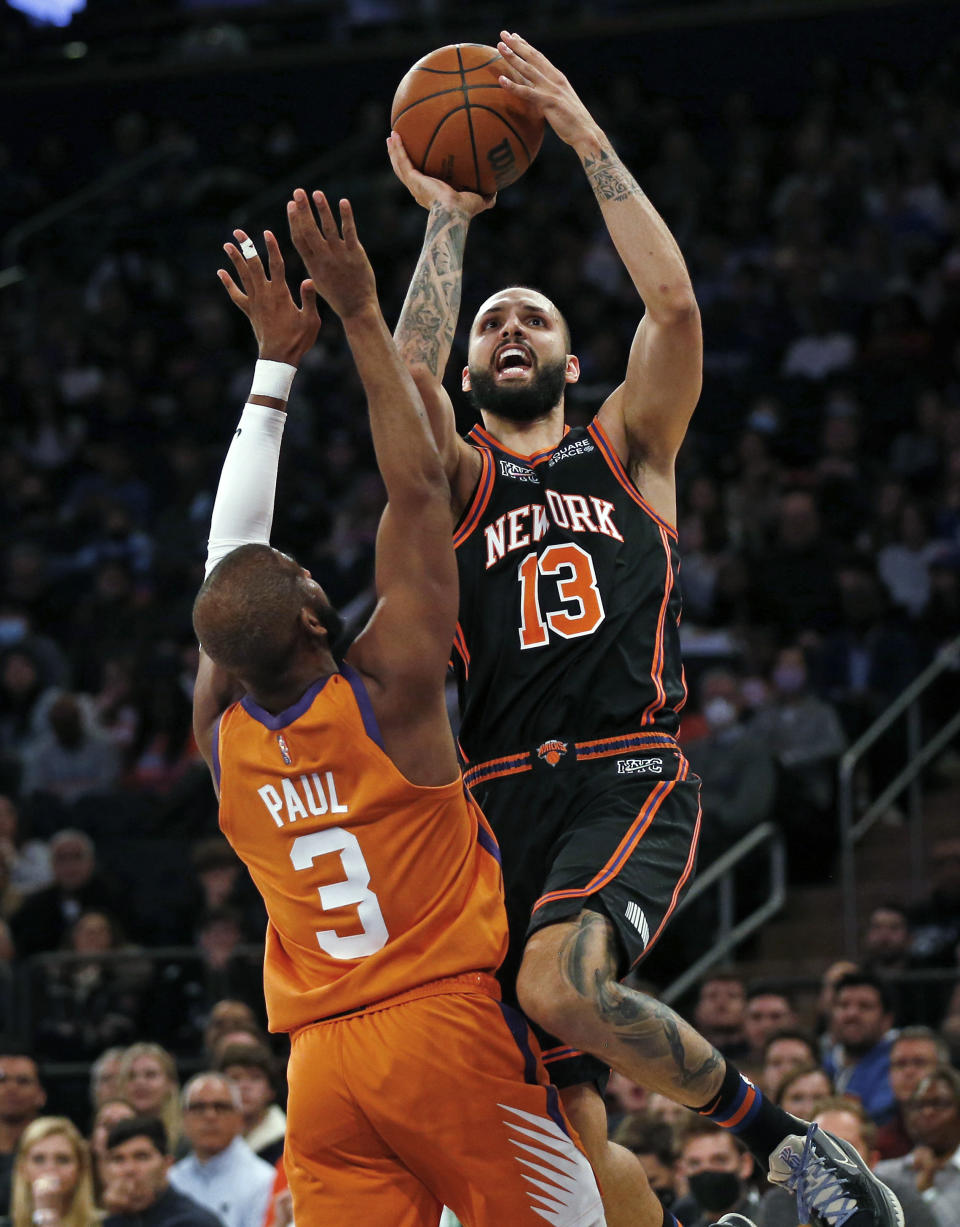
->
xmin=287 ymin=190 xmax=378 ymax=320
xmin=496 ymin=31 xmax=600 ymax=150
xmin=387 ymin=132 xmax=496 ymax=217
xmin=218 ymin=228 xmax=321 ymax=364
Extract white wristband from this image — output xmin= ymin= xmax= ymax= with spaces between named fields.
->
xmin=250 ymin=359 xmax=297 ymax=401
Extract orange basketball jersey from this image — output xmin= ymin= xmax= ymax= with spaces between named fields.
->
xmin=214 ymin=663 xmax=507 ymax=1032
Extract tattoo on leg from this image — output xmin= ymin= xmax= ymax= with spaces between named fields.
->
xmin=557 ymin=910 xmax=722 ymax=1099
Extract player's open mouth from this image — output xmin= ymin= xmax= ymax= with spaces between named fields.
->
xmin=494 ymin=345 xmax=533 ymax=379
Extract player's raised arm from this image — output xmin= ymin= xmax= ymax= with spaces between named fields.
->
xmin=286 ymin=189 xmax=457 ymax=696
xmin=497 ymin=31 xmax=702 ymax=475
xmin=193 ymin=229 xmax=322 ymax=780
xmin=388 ymin=134 xmax=489 ymax=504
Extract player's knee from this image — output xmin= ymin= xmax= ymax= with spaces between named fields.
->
xmin=516 ymin=958 xmax=610 ymax=1048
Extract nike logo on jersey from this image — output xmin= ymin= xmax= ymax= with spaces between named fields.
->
xmin=485 ymin=494 xmax=623 ymax=568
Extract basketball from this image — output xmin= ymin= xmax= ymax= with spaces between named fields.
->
xmin=390 ymin=43 xmax=545 ymax=196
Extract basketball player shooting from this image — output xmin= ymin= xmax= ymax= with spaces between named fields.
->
xmin=389 ymin=29 xmax=904 ymax=1227
xmin=191 ymin=193 xmax=606 ymax=1226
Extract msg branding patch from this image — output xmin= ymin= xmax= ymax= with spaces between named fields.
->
xmin=616 ymin=757 xmax=663 ymax=775
xmin=498 ymin=459 xmax=538 ymax=484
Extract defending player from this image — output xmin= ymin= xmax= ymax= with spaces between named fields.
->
xmin=191 ymin=194 xmax=606 ymax=1227
xmin=389 ymin=29 xmax=904 ymax=1227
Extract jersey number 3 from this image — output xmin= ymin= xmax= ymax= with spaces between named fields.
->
xmin=518 ymin=543 xmax=605 ymax=649
xmin=290 ymin=830 xmax=389 ymax=959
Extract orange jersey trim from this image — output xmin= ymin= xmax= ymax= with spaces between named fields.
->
xmin=453 ymin=447 xmax=495 ymax=548
xmin=586 ymin=419 xmax=679 ymax=540
xmin=531 ymin=756 xmax=689 ymax=913
xmin=468 ymin=422 xmax=571 ymax=466
xmin=630 ymin=785 xmax=702 ymax=967
xmin=462 ymin=730 xmax=678 ymax=789
xmin=640 ymin=524 xmax=674 ymax=727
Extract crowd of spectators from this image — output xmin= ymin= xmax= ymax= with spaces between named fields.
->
xmin=1 ymin=8 xmax=960 ymax=1226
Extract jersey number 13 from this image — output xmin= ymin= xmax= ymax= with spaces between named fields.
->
xmin=518 ymin=543 xmax=606 ymax=649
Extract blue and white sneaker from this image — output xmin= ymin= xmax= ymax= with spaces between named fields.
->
xmin=709 ymin=1216 xmax=758 ymax=1227
xmin=769 ymin=1123 xmax=904 ymax=1227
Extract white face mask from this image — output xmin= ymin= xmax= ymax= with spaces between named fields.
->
xmin=703 ymin=696 xmax=737 ymax=731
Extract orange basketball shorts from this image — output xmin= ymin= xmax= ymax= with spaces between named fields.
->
xmin=284 ymin=972 xmax=605 ymax=1226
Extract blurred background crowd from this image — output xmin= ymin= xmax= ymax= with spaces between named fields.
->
xmin=1 ymin=0 xmax=960 ymax=1224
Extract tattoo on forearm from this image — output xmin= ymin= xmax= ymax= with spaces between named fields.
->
xmin=395 ymin=205 xmax=468 ymax=376
xmin=558 ymin=910 xmax=723 ymax=1098
xmin=582 ymin=147 xmax=645 ymax=205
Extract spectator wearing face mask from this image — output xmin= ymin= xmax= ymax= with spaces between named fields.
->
xmin=683 ymin=668 xmax=777 ymax=867
xmin=672 ymin=1116 xmax=758 ymax=1227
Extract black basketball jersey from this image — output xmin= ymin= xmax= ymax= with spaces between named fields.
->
xmin=452 ymin=418 xmax=687 ymax=766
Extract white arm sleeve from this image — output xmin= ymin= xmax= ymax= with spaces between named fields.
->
xmin=204 ymin=402 xmax=287 ymax=578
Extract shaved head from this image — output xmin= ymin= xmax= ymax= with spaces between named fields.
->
xmin=193 ymin=545 xmax=341 ymax=691
xmin=471 ymin=287 xmax=571 ymax=351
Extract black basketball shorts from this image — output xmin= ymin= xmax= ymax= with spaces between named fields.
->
xmin=465 ymin=736 xmax=702 ymax=1090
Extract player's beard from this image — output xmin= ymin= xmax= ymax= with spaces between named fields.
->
xmin=466 ymin=357 xmax=568 ymax=423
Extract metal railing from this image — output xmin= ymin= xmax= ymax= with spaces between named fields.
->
xmin=839 ymin=633 xmax=960 ymax=956
xmin=659 ymin=821 xmax=787 ymax=1005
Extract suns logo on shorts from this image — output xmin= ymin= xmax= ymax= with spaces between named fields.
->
xmin=536 ymin=739 xmax=568 ymax=767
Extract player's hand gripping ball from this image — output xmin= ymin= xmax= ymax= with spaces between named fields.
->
xmin=391 ymin=43 xmax=544 ymax=196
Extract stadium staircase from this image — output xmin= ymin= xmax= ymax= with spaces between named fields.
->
xmin=732 ymin=778 xmax=960 ymax=1027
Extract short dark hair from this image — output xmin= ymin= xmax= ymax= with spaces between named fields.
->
xmin=612 ymin=1113 xmax=677 ymax=1164
xmin=106 ymin=1115 xmax=168 ymax=1155
xmin=216 ymin=1043 xmax=275 ymax=1081
xmin=193 ymin=545 xmax=310 ymax=691
xmin=746 ymin=983 xmax=794 ymax=1007
xmin=762 ymin=1027 xmax=818 ymax=1061
xmin=833 ymin=971 xmax=894 ymax=1014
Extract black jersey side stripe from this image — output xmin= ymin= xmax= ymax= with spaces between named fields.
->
xmin=641 ymin=525 xmax=673 ymax=727
xmin=531 ymin=758 xmax=689 ymax=913
xmin=453 ymin=446 xmax=495 ymax=548
xmin=586 ymin=420 xmax=679 ymax=541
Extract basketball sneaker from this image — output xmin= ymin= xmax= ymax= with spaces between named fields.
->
xmin=769 ymin=1123 xmax=905 ymax=1227
xmin=708 ymin=1216 xmax=758 ymax=1226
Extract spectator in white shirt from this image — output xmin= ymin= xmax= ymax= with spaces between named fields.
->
xmin=875 ymin=1066 xmax=960 ymax=1227
xmin=168 ymin=1074 xmax=274 ymax=1227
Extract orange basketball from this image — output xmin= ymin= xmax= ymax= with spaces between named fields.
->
xmin=391 ymin=43 xmax=545 ymax=196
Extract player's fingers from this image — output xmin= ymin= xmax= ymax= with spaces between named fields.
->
xmin=223 ymin=242 xmax=255 ymax=291
xmin=338 ymin=198 xmax=358 ymax=246
xmin=287 ymin=189 xmax=319 ymax=250
xmin=500 ymin=30 xmax=552 ymax=73
xmin=299 ymin=278 xmax=321 ymax=319
xmin=312 ymin=190 xmax=339 ymax=240
xmin=263 ymin=230 xmax=285 ymax=283
xmin=232 ymin=229 xmax=266 ymax=278
xmin=498 ymin=75 xmax=538 ymax=101
xmin=216 ymin=267 xmax=249 ymax=312
xmin=497 ymin=38 xmax=539 ymax=84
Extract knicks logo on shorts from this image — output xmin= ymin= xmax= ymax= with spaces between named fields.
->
xmin=536 ymin=739 xmax=568 ymax=767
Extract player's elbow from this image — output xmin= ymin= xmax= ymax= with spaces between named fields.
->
xmin=655 ymin=291 xmax=700 ymax=330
